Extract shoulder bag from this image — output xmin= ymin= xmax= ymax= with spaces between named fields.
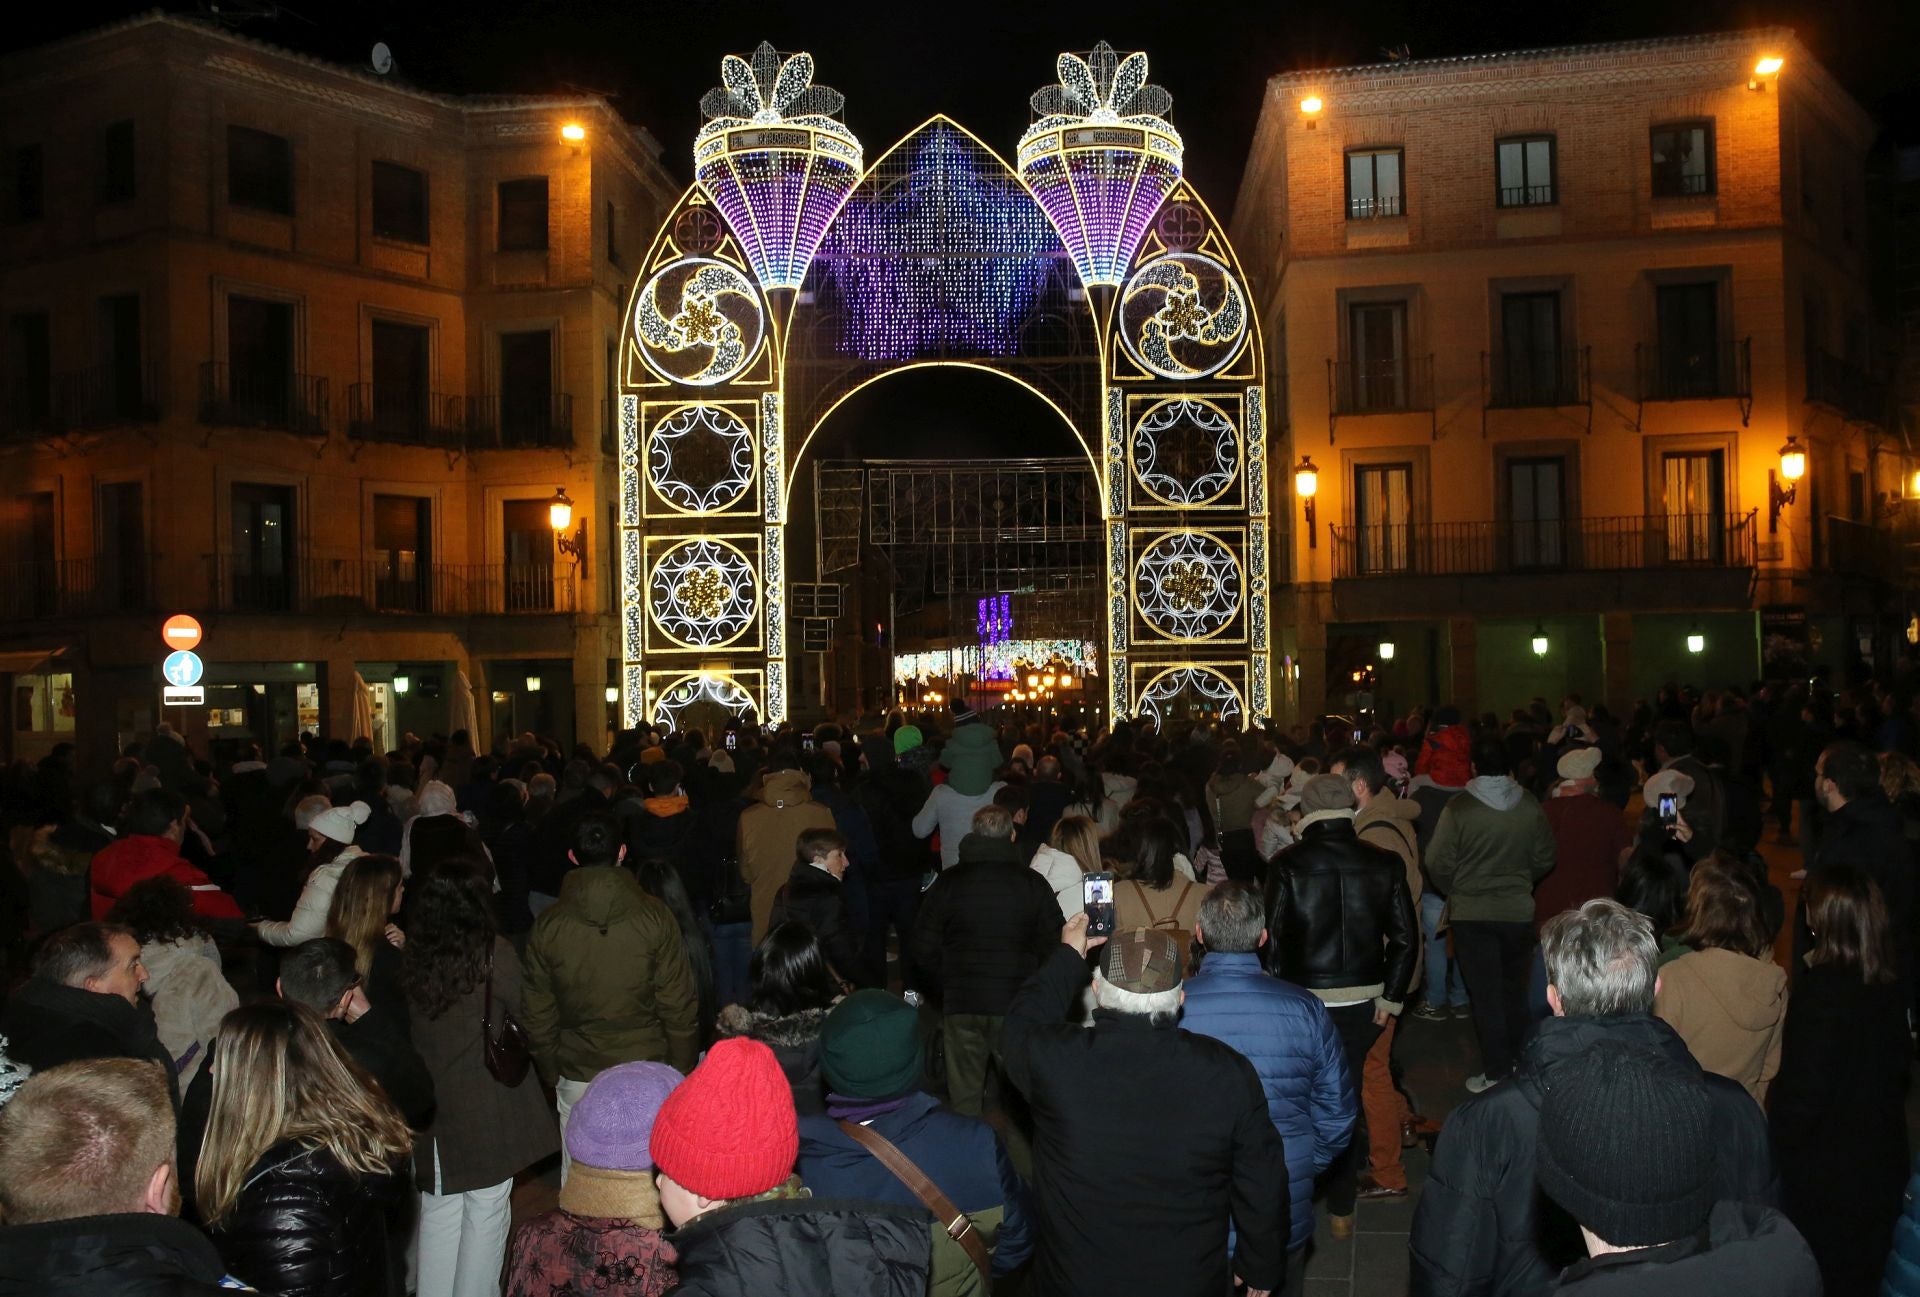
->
xmin=837 ymin=1119 xmax=991 ymax=1283
xmin=481 ymin=945 xmax=534 ymax=1087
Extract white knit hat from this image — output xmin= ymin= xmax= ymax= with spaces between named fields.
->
xmin=311 ymin=800 xmax=372 ymax=844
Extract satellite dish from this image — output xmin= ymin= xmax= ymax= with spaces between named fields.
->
xmin=370 ymin=42 xmax=394 ymax=75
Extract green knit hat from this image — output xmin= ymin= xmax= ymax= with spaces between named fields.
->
xmin=819 ymin=989 xmax=924 ymax=1100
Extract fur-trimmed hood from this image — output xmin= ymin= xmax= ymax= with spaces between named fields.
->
xmin=716 ymin=1002 xmax=835 ymax=1049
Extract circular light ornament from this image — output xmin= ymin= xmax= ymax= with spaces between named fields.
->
xmin=1131 ymin=398 xmax=1239 ymax=506
xmin=648 ymin=537 xmax=758 ymax=647
xmin=648 ymin=405 xmax=754 ymax=513
xmin=633 ymin=257 xmax=765 ymax=386
xmin=1117 ymin=252 xmax=1248 ymax=380
xmin=1135 ymin=530 xmax=1242 ymax=641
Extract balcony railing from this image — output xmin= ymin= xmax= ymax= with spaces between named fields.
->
xmin=0 ymin=556 xmax=154 ymax=619
xmin=1805 ymin=349 xmax=1890 ymax=427
xmin=1347 ymin=193 xmax=1403 ymax=220
xmin=1484 ymin=346 xmax=1589 ymax=409
xmin=468 ymin=393 xmax=573 ymax=449
xmin=57 ymin=363 xmax=164 ymax=429
xmin=199 ymin=362 xmax=329 ymax=435
xmin=210 ymin=555 xmax=575 ymax=615
xmin=1498 ymin=183 xmax=1555 ymax=207
xmin=347 ymin=384 xmax=466 ymax=449
xmin=1329 ymin=354 xmax=1434 ymax=415
xmin=1330 ymin=512 xmax=1756 ymax=580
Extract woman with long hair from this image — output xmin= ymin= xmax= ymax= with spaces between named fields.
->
xmin=404 ymin=856 xmax=559 ymax=1297
xmin=633 ymin=854 xmax=716 ymax=1046
xmin=1030 ymin=814 xmax=1101 ymax=921
xmin=1654 ymin=856 xmax=1788 ymax=1103
xmin=1770 ymin=865 xmax=1910 ymax=1296
xmin=104 ymin=874 xmax=237 ymax=1087
xmin=256 ymin=801 xmax=371 ymax=948
xmin=713 ymin=920 xmax=842 ymax=1116
xmin=1108 ymin=814 xmax=1211 ymax=968
xmin=198 ymin=1000 xmax=412 ymax=1296
xmin=326 ymin=853 xmax=407 ymax=1025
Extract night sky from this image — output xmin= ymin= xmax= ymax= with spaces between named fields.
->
xmin=9 ymin=0 xmax=1914 ymax=457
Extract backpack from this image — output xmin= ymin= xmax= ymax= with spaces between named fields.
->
xmin=1122 ymin=879 xmax=1197 ymax=970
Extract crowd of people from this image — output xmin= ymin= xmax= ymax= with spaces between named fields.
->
xmin=0 ymin=676 xmax=1913 ymax=1295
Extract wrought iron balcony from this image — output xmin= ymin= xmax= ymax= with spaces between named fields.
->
xmin=1328 ymin=355 xmax=1434 ymax=416
xmin=1483 ymin=346 xmax=1589 ymax=409
xmin=0 ymin=556 xmax=155 ymax=619
xmin=468 ymin=392 xmax=573 ymax=449
xmin=210 ymin=555 xmax=575 ymax=615
xmin=58 ymin=363 xmax=164 ymax=429
xmin=347 ymin=384 xmax=466 ymax=449
xmin=1330 ymin=512 xmax=1756 ymax=580
xmin=1805 ymin=349 xmax=1889 ymax=427
xmin=199 ymin=362 xmax=329 ymax=435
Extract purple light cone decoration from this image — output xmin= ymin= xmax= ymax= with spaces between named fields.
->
xmin=695 ymin=43 xmax=864 ymax=291
xmin=1017 ymin=42 xmax=1183 ymax=287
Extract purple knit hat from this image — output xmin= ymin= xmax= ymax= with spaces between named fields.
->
xmin=565 ymin=1061 xmax=683 ymax=1171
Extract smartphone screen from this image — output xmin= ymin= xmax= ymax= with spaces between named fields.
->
xmin=1082 ymin=871 xmax=1116 ymax=937
xmin=802 ymin=734 xmax=815 ymax=752
xmin=1352 ymin=728 xmax=1365 ymax=744
xmin=1658 ymin=793 xmax=1677 ymax=822
xmin=725 ymin=731 xmax=737 ymax=751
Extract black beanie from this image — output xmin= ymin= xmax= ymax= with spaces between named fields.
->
xmin=1535 ymin=1039 xmax=1716 ymax=1247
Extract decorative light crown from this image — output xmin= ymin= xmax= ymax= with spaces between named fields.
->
xmin=1017 ymin=41 xmax=1184 ymax=286
xmin=695 ymin=43 xmax=864 ymax=291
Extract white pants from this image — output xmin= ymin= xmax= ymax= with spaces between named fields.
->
xmin=416 ymin=1141 xmax=514 ymax=1297
xmin=555 ymin=1075 xmax=591 ymax=1185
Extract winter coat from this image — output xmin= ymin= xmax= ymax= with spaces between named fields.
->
xmin=89 ymin=834 xmax=243 ymax=921
xmin=1025 ymin=778 xmax=1074 ymax=852
xmin=1408 ymin=1012 xmax=1773 ymax=1297
xmin=0 ymin=1212 xmax=239 ymax=1295
xmin=737 ymin=770 xmax=836 ymax=942
xmin=1424 ymin=779 xmax=1557 ymax=924
xmin=1809 ymin=794 xmax=1916 ymax=993
xmin=665 ymin=1194 xmax=933 ymax=1297
xmin=1416 ymin=724 xmax=1472 ymax=788
xmin=912 ymin=834 xmax=1062 ymax=1017
xmin=1112 ymin=877 xmax=1210 ymax=969
xmin=1886 ymin=1160 xmax=1920 ymax=1296
xmin=798 ymin=1091 xmax=1035 ymax=1285
xmin=1768 ymin=963 xmax=1908 ymax=1296
xmin=1029 ymin=843 xmax=1085 ymax=921
xmin=629 ymin=794 xmax=697 ymax=888
xmin=1552 ymin=1202 xmax=1818 ymax=1296
xmin=329 ymin=1012 xmax=435 ymax=1129
xmin=1180 ymin=950 xmax=1355 ymax=1250
xmin=939 ymin=723 xmax=1003 ymax=796
xmin=504 ymin=1209 xmax=676 ymax=1297
xmin=410 ymin=937 xmax=560 ymax=1194
xmin=254 ymin=848 xmax=363 ymax=947
xmin=769 ymin=862 xmax=863 ymax=984
xmin=715 ymin=1003 xmax=834 ymax=1116
xmin=1654 ymin=947 xmax=1787 ymax=1105
xmin=1208 ymin=772 xmax=1261 ymax=833
xmin=0 ymin=980 xmax=178 ymax=1108
xmin=1537 ymin=792 xmax=1634 ymax=929
xmin=209 ymin=1139 xmax=404 ymax=1297
xmin=855 ymin=765 xmax=935 ymax=883
xmin=1001 ymin=945 xmax=1290 ymax=1297
xmin=1355 ymin=790 xmax=1425 ymax=982
xmin=140 ymin=935 xmax=237 ymax=1087
xmin=913 ymin=781 xmax=1007 ymax=869
xmin=520 ymin=865 xmax=699 ymax=1083
xmin=1263 ymin=814 xmax=1417 ymax=1011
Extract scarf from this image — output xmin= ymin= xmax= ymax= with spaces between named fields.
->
xmin=559 ymin=1163 xmax=667 ymax=1228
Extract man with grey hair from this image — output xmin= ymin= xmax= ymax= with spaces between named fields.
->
xmin=1409 ymin=898 xmax=1774 ymax=1297
xmin=1003 ymin=915 xmax=1289 ymax=1297
xmin=1182 ymin=882 xmax=1353 ymax=1292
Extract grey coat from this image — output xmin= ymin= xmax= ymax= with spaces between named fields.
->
xmin=411 ymin=936 xmax=559 ymax=1193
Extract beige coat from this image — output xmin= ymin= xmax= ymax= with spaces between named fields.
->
xmin=1654 ymin=946 xmax=1788 ymax=1105
xmin=1354 ymin=788 xmax=1424 ymax=987
xmin=737 ymin=769 xmax=836 ymax=943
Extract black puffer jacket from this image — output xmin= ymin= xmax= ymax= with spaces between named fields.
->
xmin=769 ymin=862 xmax=862 ymax=984
xmin=209 ymin=1139 xmax=405 ymax=1297
xmin=0 ymin=980 xmax=180 ymax=1108
xmin=1262 ymin=815 xmax=1417 ymax=1006
xmin=0 ymin=1213 xmax=236 ymax=1295
xmin=911 ymin=834 xmax=1063 ymax=1016
xmin=667 ymin=1195 xmax=933 ymax=1297
xmin=1554 ymin=1202 xmax=1819 ymax=1295
xmin=1408 ymin=1013 xmax=1775 ymax=1297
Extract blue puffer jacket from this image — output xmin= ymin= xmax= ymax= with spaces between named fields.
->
xmin=1887 ymin=1158 xmax=1920 ymax=1295
xmin=1181 ymin=950 xmax=1355 ymax=1251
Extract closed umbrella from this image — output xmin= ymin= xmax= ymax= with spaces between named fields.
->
xmin=351 ymin=671 xmax=375 ymax=743
xmin=450 ymin=668 xmax=479 ymax=740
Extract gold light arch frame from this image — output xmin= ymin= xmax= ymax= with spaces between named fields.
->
xmin=620 ymin=73 xmax=1269 ymax=731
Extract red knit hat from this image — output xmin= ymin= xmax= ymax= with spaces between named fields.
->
xmin=648 ymin=1037 xmax=798 ymax=1200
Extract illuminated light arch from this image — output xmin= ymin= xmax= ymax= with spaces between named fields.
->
xmin=622 ymin=40 xmax=1270 ymax=731
xmin=650 ymin=671 xmax=758 ymax=731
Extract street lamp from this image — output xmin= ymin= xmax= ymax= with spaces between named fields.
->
xmin=549 ymin=487 xmax=588 ymax=569
xmin=561 ymin=122 xmax=587 ymax=143
xmin=392 ymin=675 xmax=410 ymax=695
xmin=1294 ymin=456 xmax=1319 ymax=548
xmin=1378 ymin=640 xmax=1396 ymax=661
xmin=605 ymin=686 xmax=620 ymax=703
xmin=1769 ymin=437 xmax=1805 ymax=534
xmin=1531 ymin=623 xmax=1550 ymax=657
xmin=1687 ymin=625 xmax=1706 ymax=654
xmin=1750 ymin=55 xmax=1783 ymax=91
xmin=526 ymin=675 xmax=542 ymax=693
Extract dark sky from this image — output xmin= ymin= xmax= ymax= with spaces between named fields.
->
xmin=9 ymin=0 xmax=1912 ymax=456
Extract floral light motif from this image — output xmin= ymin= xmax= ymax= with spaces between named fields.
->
xmin=634 ymin=259 xmax=765 ymax=386
xmin=695 ymin=43 xmax=864 ymax=291
xmin=1163 ymin=561 xmax=1217 ymax=612
xmin=649 ymin=538 xmax=757 ymax=648
xmin=1018 ymin=41 xmax=1184 ymax=287
xmin=1118 ymin=252 xmax=1247 ymax=380
xmin=675 ymin=566 xmax=732 ymax=621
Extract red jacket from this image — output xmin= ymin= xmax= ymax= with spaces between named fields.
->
xmin=89 ymin=834 xmax=244 ymax=920
xmin=1415 ymin=724 xmax=1472 ymax=788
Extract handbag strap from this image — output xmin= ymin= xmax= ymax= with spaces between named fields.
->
xmin=481 ymin=945 xmax=496 ymax=1036
xmin=837 ymin=1119 xmax=991 ymax=1281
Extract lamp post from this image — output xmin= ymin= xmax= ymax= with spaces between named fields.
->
xmin=1769 ymin=437 xmax=1805 ymax=534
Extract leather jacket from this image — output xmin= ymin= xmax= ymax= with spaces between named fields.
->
xmin=210 ymin=1139 xmax=404 ymax=1297
xmin=1261 ymin=816 xmax=1417 ymax=1005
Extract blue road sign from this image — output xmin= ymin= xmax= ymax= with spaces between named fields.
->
xmin=163 ymin=650 xmax=204 ymax=688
